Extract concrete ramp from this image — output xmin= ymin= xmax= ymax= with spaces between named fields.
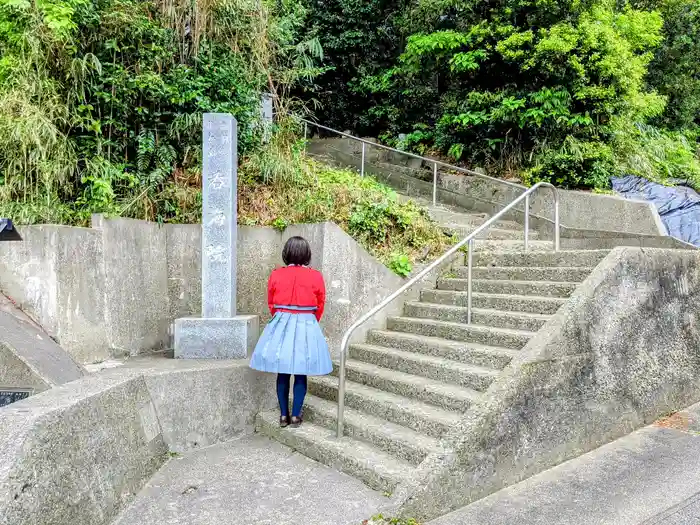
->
xmin=0 ymin=294 xmax=85 ymax=398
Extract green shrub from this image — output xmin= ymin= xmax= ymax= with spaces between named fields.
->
xmin=237 ymin=124 xmax=449 ymax=274
xmin=388 ymin=253 xmax=412 ymax=277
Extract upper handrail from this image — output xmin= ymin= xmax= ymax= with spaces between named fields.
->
xmin=334 ymin=181 xmax=560 ymax=437
xmin=299 ymin=118 xmax=525 ymax=196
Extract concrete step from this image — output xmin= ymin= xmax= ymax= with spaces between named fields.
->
xmin=463 ymin=266 xmax=593 ymax=282
xmin=386 ymin=316 xmax=534 ymax=350
xmin=349 ymin=344 xmax=499 ymax=391
xmin=426 ymin=208 xmax=487 ymax=225
xmin=338 ymin=359 xmax=481 ymax=412
xmin=421 ymin=290 xmax=566 ymax=315
xmin=446 ymin=226 xmax=539 ymax=241
xmin=438 ymin=278 xmax=578 ymax=298
xmin=256 ymin=411 xmax=412 ymax=493
xmin=473 ymin=249 xmax=609 ymax=268
xmin=404 ymin=302 xmax=550 ymax=332
xmin=472 ymin=240 xmax=555 ymax=252
xmin=308 ymin=375 xmax=460 ymax=438
xmin=302 ymin=395 xmax=440 ymax=466
xmin=425 ymin=208 xmax=523 ymax=231
xmin=367 ymin=330 xmax=518 ymax=370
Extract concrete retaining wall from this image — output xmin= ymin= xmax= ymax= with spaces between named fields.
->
xmin=395 ymin=247 xmax=700 ymax=521
xmin=0 ymin=358 xmax=275 ymax=525
xmin=97 ymin=216 xmax=171 ymax=356
xmin=559 ymin=228 xmax=691 ymax=250
xmin=308 ymin=138 xmax=666 ymax=237
xmin=0 ymin=219 xmax=405 ymax=363
xmin=0 ymin=226 xmax=110 ymax=363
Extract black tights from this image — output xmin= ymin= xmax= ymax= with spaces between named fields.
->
xmin=276 ymin=374 xmax=307 ymax=418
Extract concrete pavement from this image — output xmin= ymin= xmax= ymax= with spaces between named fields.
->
xmin=429 ymin=403 xmax=700 ymax=525
xmin=112 ymin=434 xmax=388 ymax=525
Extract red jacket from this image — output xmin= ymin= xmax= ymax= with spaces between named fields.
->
xmin=267 ymin=266 xmax=326 ymax=322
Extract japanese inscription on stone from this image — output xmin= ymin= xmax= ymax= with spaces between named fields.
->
xmin=201 ymin=113 xmax=238 ymax=318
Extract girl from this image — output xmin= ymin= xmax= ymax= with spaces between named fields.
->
xmin=249 ymin=236 xmax=332 ymax=428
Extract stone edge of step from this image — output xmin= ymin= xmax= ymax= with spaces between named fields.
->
xmin=257 ymin=410 xmax=414 ymax=494
xmin=302 ymin=394 xmax=441 ymax=465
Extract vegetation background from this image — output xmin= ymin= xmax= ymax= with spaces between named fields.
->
xmin=301 ymin=0 xmax=700 ymax=189
xmin=0 ymin=0 xmax=698 ymax=272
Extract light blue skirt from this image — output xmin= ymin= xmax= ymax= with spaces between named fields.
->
xmin=249 ymin=306 xmax=332 ymax=376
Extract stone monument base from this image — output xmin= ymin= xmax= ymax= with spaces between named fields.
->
xmin=174 ymin=316 xmax=259 ymax=359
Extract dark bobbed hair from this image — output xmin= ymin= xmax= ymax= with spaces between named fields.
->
xmin=282 ymin=236 xmax=312 ymax=266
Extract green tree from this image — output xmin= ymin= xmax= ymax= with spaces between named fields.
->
xmin=301 ymin=0 xmax=700 ymax=189
xmin=644 ymin=0 xmax=700 ymax=131
xmin=360 ymin=0 xmax=667 ymax=187
xmin=297 ymin=0 xmax=407 ymax=133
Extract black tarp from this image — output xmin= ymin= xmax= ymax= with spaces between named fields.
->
xmin=0 ymin=219 xmax=21 ymax=241
xmin=611 ymin=176 xmax=700 ymax=247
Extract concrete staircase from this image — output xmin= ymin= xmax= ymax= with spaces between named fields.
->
xmin=256 ymin=202 xmax=609 ymax=495
xmin=401 ymin=195 xmax=542 ymax=242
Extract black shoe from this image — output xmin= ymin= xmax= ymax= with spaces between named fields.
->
xmin=290 ymin=416 xmax=302 ymax=428
xmin=280 ymin=416 xmax=289 ymax=428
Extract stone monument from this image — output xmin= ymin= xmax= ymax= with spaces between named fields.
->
xmin=174 ymin=113 xmax=258 ymax=359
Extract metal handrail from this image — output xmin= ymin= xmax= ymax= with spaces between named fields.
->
xmin=300 ymin=118 xmax=525 ymax=207
xmin=335 ymin=181 xmax=560 ymax=437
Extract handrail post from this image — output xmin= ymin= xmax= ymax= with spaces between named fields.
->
xmin=361 ymin=142 xmax=366 ymax=178
xmin=467 ymin=239 xmax=474 ymax=324
xmin=337 ymin=340 xmax=348 ymax=437
xmin=432 ymin=163 xmax=438 ymax=206
xmin=524 ymin=194 xmax=530 ymax=252
xmin=554 ymin=192 xmax=560 ymax=251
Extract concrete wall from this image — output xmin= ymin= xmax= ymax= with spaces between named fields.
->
xmin=97 ymin=216 xmax=171 ymax=356
xmin=309 ymin=138 xmax=666 ymax=237
xmin=0 ymin=373 xmax=168 ymax=525
xmin=394 ymin=247 xmax=700 ymax=521
xmin=160 ymin=221 xmax=407 ymax=358
xmin=0 ymin=358 xmax=275 ymax=525
xmin=319 ymin=222 xmax=412 ymax=355
xmin=0 ymin=219 xmax=406 ymax=364
xmin=559 ymin=228 xmax=692 ymax=250
xmin=0 ymin=226 xmax=109 ymax=363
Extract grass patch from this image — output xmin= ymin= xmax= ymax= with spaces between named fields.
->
xmin=364 ymin=515 xmax=421 ymax=525
xmin=238 ymin=157 xmax=449 ymax=273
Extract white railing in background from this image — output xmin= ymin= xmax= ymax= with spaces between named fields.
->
xmin=300 ymin=118 xmax=524 ymax=207
xmin=296 ymin=118 xmax=560 ymax=438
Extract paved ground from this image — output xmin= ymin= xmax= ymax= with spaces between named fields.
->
xmin=112 ymin=403 xmax=700 ymax=525
xmin=113 ymin=435 xmax=389 ymax=525
xmin=429 ymin=403 xmax=700 ymax=525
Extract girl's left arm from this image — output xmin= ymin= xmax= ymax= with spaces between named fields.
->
xmin=267 ymin=272 xmax=277 ymax=317
xmin=314 ymin=273 xmax=326 ymax=322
